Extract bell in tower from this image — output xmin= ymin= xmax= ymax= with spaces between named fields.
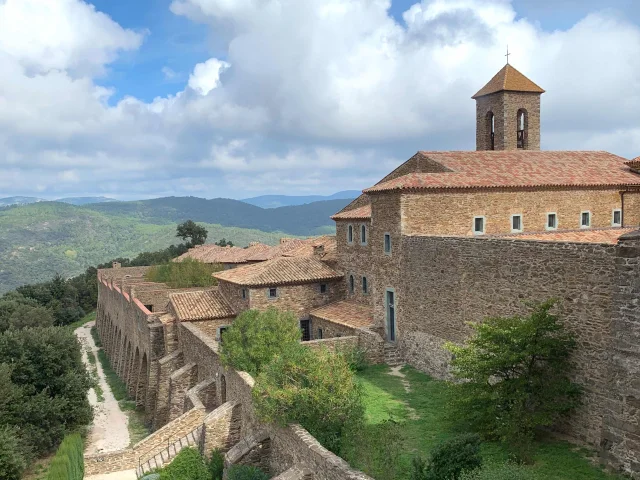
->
xmin=472 ymin=63 xmax=544 ymax=151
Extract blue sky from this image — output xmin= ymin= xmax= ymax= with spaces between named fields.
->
xmin=1 ymin=0 xmax=640 ymax=200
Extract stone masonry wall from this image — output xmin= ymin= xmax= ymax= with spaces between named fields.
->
xmin=219 ymin=280 xmax=250 ymax=315
xmin=624 ymin=191 xmax=640 ymax=228
xmin=397 ymin=234 xmax=618 ymax=446
xmin=309 ymin=315 xmax=356 ymax=340
xmin=475 ymin=91 xmax=541 ymax=151
xmin=401 ymin=188 xmax=623 ymax=237
xmin=249 ymin=282 xmax=343 ymax=320
xmin=336 ymin=220 xmax=373 ymax=306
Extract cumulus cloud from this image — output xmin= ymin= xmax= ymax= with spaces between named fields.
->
xmin=1 ymin=0 xmax=640 ymax=199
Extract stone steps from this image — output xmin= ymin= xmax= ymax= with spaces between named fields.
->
xmin=383 ymin=343 xmax=404 ymax=366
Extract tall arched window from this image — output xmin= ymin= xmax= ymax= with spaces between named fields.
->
xmin=349 ymin=275 xmax=354 ymax=293
xmin=517 ymin=109 xmax=527 ymax=149
xmin=487 ymin=112 xmax=495 ymax=150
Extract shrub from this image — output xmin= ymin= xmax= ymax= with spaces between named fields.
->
xmin=226 ymin=464 xmax=269 ymax=480
xmin=208 ymin=449 xmax=224 ymax=480
xmin=46 ymin=433 xmax=84 ymax=480
xmin=253 ymin=346 xmax=364 ymax=454
xmin=146 ymin=258 xmax=222 ymax=288
xmin=221 ymin=308 xmax=304 ymax=376
xmin=335 ymin=344 xmax=369 ymax=372
xmin=460 ymin=462 xmax=536 ymax=480
xmin=158 ymin=448 xmax=208 ymax=480
xmin=411 ymin=434 xmax=482 ymax=480
xmin=446 ymin=300 xmax=582 ymax=461
xmin=0 ymin=425 xmax=29 ymax=480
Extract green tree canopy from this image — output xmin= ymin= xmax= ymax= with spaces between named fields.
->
xmin=446 ymin=300 xmax=582 ymax=461
xmin=220 ymin=308 xmax=303 ymax=376
xmin=215 ymin=238 xmax=234 ymax=247
xmin=252 ymin=346 xmax=364 ymax=454
xmin=176 ymin=220 xmax=208 ymax=248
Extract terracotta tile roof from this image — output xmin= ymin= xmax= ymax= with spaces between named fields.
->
xmin=496 ymin=228 xmax=635 ymax=245
xmin=330 ymin=204 xmax=372 ymax=220
xmin=169 ymin=289 xmax=235 ymax=321
xmin=472 ymin=64 xmax=545 ymax=99
xmin=175 ymin=243 xmax=273 ymax=264
xmin=282 ymin=236 xmax=337 ymax=259
xmin=246 ymin=239 xmax=307 ymax=261
xmin=310 ymin=300 xmax=373 ymax=329
xmin=626 ymin=157 xmax=640 ymax=171
xmin=214 ymin=257 xmax=343 ymax=287
xmin=363 ymin=151 xmax=640 ymax=193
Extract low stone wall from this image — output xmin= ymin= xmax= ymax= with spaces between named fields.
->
xmin=304 ymin=336 xmax=358 ymax=352
xmin=309 ymin=316 xmax=357 ymax=340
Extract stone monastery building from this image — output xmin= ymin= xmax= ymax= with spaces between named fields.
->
xmin=93 ymin=64 xmax=640 ymax=478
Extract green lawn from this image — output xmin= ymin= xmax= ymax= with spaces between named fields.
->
xmin=351 ymin=365 xmax=622 ymax=480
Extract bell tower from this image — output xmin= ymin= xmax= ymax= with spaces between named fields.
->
xmin=473 ymin=64 xmax=544 ymax=151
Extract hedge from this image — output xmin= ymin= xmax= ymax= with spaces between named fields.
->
xmin=46 ymin=433 xmax=83 ymax=480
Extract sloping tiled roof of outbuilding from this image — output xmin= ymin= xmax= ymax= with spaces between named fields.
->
xmin=363 ymin=151 xmax=640 ymax=193
xmin=213 ymin=257 xmax=343 ymax=287
xmin=330 ymin=204 xmax=371 ymax=220
xmin=169 ymin=289 xmax=235 ymax=321
xmin=310 ymin=300 xmax=373 ymax=329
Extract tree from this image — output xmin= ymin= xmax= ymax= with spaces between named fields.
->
xmin=176 ymin=220 xmax=208 ymax=248
xmin=0 ymin=425 xmax=29 ymax=480
xmin=215 ymin=238 xmax=234 ymax=247
xmin=446 ymin=300 xmax=582 ymax=461
xmin=253 ymin=346 xmax=364 ymax=454
xmin=411 ymin=434 xmax=482 ymax=480
xmin=220 ymin=308 xmax=303 ymax=376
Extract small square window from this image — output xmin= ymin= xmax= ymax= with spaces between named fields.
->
xmin=511 ymin=214 xmax=523 ymax=233
xmin=384 ymin=233 xmax=391 ymax=254
xmin=581 ymin=211 xmax=591 ymax=228
xmin=613 ymin=209 xmax=622 ymax=226
xmin=268 ymin=287 xmax=278 ymax=299
xmin=347 ymin=224 xmax=353 ymax=244
xmin=319 ymin=284 xmax=327 ymax=294
xmin=546 ymin=213 xmax=557 ymax=230
xmin=144 ymin=304 xmax=153 ymax=312
xmin=473 ymin=216 xmax=485 ymax=235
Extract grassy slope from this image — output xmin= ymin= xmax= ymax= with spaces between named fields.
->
xmin=354 ymin=365 xmax=621 ymax=480
xmin=0 ymin=202 xmax=297 ymax=294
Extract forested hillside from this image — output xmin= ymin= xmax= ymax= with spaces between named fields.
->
xmin=0 ymin=202 xmax=301 ymax=294
xmin=85 ymin=197 xmax=349 ymax=235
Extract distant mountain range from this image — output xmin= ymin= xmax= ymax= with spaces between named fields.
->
xmin=0 ymin=196 xmax=118 ymax=207
xmin=242 ymin=190 xmax=360 ymax=208
xmin=0 ymin=195 xmax=354 ymax=293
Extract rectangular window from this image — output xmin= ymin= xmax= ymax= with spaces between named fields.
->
xmin=241 ymin=289 xmax=246 ymax=300
xmin=384 ymin=233 xmax=391 ymax=254
xmin=319 ymin=283 xmax=327 ymax=294
xmin=317 ymin=328 xmax=323 ymax=340
xmin=473 ymin=216 xmax=485 ymax=235
xmin=613 ymin=209 xmax=622 ymax=226
xmin=581 ymin=211 xmax=591 ymax=228
xmin=546 ymin=213 xmax=557 ymax=230
xmin=268 ymin=287 xmax=278 ymax=299
xmin=300 ymin=319 xmax=311 ymax=342
xmin=511 ymin=214 xmax=523 ymax=233
xmin=217 ymin=326 xmax=228 ymax=342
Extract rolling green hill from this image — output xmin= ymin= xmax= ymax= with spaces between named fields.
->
xmin=0 ymin=198 xmax=339 ymax=294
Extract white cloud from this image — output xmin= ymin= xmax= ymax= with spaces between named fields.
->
xmin=2 ymin=0 xmax=640 ymax=199
xmin=188 ymin=58 xmax=231 ymax=95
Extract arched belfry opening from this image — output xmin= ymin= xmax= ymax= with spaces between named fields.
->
xmin=472 ymin=64 xmax=544 ymax=151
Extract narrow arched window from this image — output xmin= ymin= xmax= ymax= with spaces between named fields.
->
xmin=362 ymin=276 xmax=368 ymax=294
xmin=360 ymin=225 xmax=367 ymax=245
xmin=347 ymin=224 xmax=353 ymax=243
xmin=487 ymin=112 xmax=495 ymax=150
xmin=517 ymin=109 xmax=527 ymax=149
xmin=349 ymin=275 xmax=354 ymax=293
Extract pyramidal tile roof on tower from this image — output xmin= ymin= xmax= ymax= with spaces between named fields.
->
xmin=472 ymin=64 xmax=545 ymax=99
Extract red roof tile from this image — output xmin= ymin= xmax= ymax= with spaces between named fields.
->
xmin=330 ymin=204 xmax=372 ymax=220
xmin=496 ymin=228 xmax=634 ymax=244
xmin=363 ymin=151 xmax=640 ymax=193
xmin=169 ymin=289 xmax=235 ymax=321
xmin=214 ymin=257 xmax=342 ymax=287
xmin=472 ymin=64 xmax=545 ymax=99
xmin=310 ymin=300 xmax=373 ymax=329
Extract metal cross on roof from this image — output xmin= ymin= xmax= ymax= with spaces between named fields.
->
xmin=505 ymin=45 xmax=511 ymax=64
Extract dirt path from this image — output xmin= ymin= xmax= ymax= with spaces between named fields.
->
xmin=75 ymin=321 xmax=130 ymax=455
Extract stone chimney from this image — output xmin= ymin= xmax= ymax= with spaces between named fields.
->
xmin=112 ymin=261 xmax=121 ymax=269
xmin=280 ymin=238 xmax=294 ymax=244
xmin=249 ymin=242 xmax=260 ymax=247
xmin=313 ymin=245 xmax=325 ymax=257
